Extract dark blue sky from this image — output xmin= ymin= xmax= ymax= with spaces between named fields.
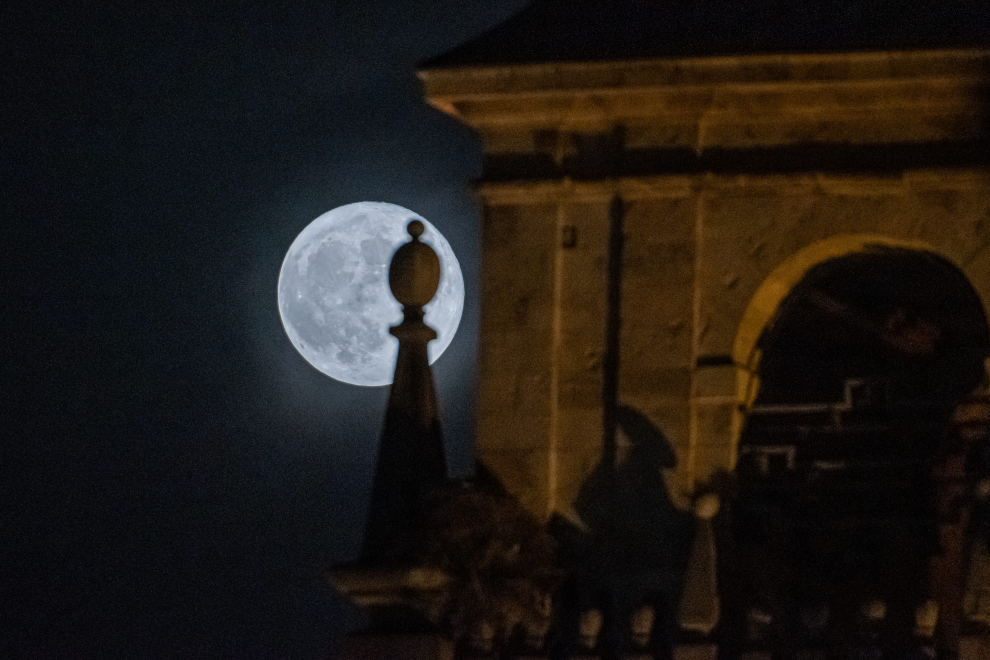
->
xmin=2 ymin=1 xmax=524 ymax=656
xmin=4 ymin=0 xmax=987 ymax=656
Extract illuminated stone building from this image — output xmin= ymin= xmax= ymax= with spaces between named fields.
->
xmin=408 ymin=1 xmax=990 ymax=658
xmin=420 ymin=0 xmax=990 ymax=657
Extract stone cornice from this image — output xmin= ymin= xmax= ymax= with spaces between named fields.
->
xmin=478 ymin=140 xmax=990 ymax=183
xmin=475 ymin=168 xmax=990 ymax=204
xmin=419 ymin=49 xmax=990 ymax=148
xmin=420 ymin=49 xmax=987 ymax=99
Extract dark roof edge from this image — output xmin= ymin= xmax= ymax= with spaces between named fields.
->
xmin=418 ymin=0 xmax=990 ymax=71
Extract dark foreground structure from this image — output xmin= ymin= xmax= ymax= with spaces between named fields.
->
xmin=335 ymin=2 xmax=990 ymax=658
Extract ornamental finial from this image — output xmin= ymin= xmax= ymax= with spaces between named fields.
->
xmin=388 ymin=220 xmax=440 ymax=309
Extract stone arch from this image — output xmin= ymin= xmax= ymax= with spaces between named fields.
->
xmin=729 ymin=233 xmax=990 ymax=465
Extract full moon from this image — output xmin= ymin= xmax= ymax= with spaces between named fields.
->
xmin=278 ymin=202 xmax=464 ymax=386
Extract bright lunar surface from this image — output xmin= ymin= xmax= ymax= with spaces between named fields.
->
xmin=278 ymin=202 xmax=464 ymax=386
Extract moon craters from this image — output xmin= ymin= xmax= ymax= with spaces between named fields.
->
xmin=278 ymin=202 xmax=464 ymax=386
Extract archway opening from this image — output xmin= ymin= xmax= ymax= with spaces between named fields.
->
xmin=729 ymin=244 xmax=990 ymax=652
xmin=754 ymin=245 xmax=989 ymax=406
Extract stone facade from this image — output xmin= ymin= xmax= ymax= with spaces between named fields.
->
xmin=419 ymin=48 xmax=990 ymax=519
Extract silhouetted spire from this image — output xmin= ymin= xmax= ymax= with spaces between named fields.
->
xmin=361 ymin=220 xmax=449 ymax=563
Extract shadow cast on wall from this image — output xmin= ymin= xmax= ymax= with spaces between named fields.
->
xmin=548 ymin=404 xmax=693 ymax=656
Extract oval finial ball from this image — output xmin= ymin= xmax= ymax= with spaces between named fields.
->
xmin=389 ymin=228 xmax=440 ymax=308
xmin=694 ymin=493 xmax=720 ymax=520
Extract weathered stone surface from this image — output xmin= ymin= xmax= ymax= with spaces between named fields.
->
xmin=441 ymin=48 xmax=990 ymax=517
xmin=553 ymin=200 xmax=611 ymax=514
xmin=476 ymin=203 xmax=556 ymax=513
xmin=693 ymin=364 xmax=735 ymax=400
xmin=619 ymin=196 xmax=696 ymax=409
xmin=692 ymin=403 xmax=735 ymax=484
xmin=421 ymin=50 xmax=990 ymax=151
xmin=960 ymin=636 xmax=990 ymax=659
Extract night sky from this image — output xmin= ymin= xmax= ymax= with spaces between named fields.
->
xmin=5 ymin=1 xmax=989 ymax=657
xmin=3 ymin=1 xmax=525 ymax=656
